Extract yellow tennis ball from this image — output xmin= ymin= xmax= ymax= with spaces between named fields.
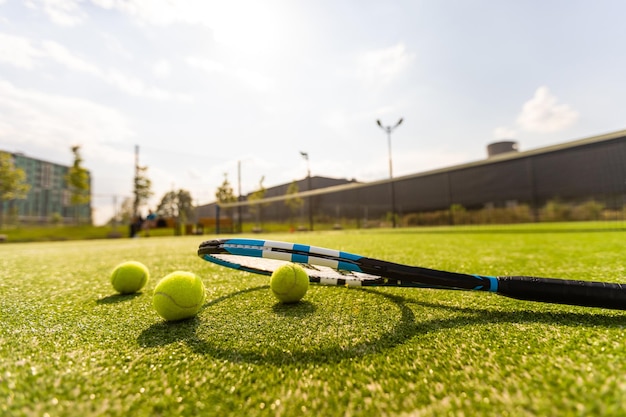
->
xmin=270 ymin=263 xmax=309 ymax=303
xmin=152 ymin=271 xmax=206 ymax=321
xmin=110 ymin=261 xmax=149 ymax=294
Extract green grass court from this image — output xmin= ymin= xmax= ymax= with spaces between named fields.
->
xmin=2 ymin=223 xmax=626 ymax=416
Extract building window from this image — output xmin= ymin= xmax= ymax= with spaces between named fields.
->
xmin=40 ymin=163 xmax=52 ymax=189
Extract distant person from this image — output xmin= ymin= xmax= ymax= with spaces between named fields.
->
xmin=144 ymin=210 xmax=157 ymax=237
xmin=129 ymin=215 xmax=143 ymax=238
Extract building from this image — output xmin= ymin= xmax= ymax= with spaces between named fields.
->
xmin=1 ymin=151 xmax=92 ymax=224
xmin=198 ymin=129 xmax=626 ymax=227
xmin=389 ymin=129 xmax=626 ymax=215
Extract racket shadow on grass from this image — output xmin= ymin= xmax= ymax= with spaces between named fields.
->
xmin=138 ymin=286 xmax=625 ymax=365
xmin=137 ymin=286 xmax=417 ymax=365
xmin=403 ymin=297 xmax=626 ymax=335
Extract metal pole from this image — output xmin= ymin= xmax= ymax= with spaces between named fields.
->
xmin=133 ymin=144 xmax=139 ymax=217
xmin=237 ymin=160 xmax=242 ymax=233
xmin=300 ymin=151 xmax=314 ymax=231
xmin=387 ymin=129 xmax=397 ymax=228
xmin=387 ymin=130 xmax=393 ymax=179
xmin=376 ymin=118 xmax=403 ymax=228
xmin=112 ymin=195 xmax=118 ymax=231
xmin=216 ymin=204 xmax=220 ymax=235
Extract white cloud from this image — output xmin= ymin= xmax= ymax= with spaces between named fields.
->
xmin=493 ymin=126 xmax=517 ymax=140
xmin=90 ymin=0 xmax=184 ymax=26
xmin=0 ymin=80 xmax=134 ymax=157
xmin=88 ymin=0 xmax=228 ymax=33
xmin=100 ymin=33 xmax=134 ymax=61
xmin=234 ymin=68 xmax=274 ymax=93
xmin=356 ymin=43 xmax=414 ymax=87
xmin=89 ymin=0 xmax=288 ymax=56
xmin=153 ymin=59 xmax=171 ymax=78
xmin=516 ymin=86 xmax=579 ymax=133
xmin=186 ymin=55 xmax=273 ymax=93
xmin=42 ymin=41 xmax=191 ymax=101
xmin=186 ymin=56 xmax=225 ymax=74
xmin=41 ymin=40 xmax=100 ymax=74
xmin=0 ymin=34 xmax=190 ymax=101
xmin=105 ymin=68 xmax=191 ymax=101
xmin=37 ymin=0 xmax=87 ymax=26
xmin=321 ymin=109 xmax=349 ymax=130
xmin=0 ymin=33 xmax=43 ymax=69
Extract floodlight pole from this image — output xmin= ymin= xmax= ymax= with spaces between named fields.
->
xmin=237 ymin=160 xmax=242 ymax=233
xmin=376 ymin=118 xmax=403 ymax=228
xmin=300 ymin=151 xmax=313 ymax=231
xmin=133 ymin=144 xmax=140 ymax=218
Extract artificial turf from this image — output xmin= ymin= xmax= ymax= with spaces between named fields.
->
xmin=1 ymin=224 xmax=626 ymax=416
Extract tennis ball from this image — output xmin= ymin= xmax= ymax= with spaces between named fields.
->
xmin=153 ymin=271 xmax=206 ymax=321
xmin=270 ymin=263 xmax=309 ymax=303
xmin=110 ymin=261 xmax=149 ymax=294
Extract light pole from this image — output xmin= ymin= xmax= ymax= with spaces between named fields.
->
xmin=376 ymin=118 xmax=403 ymax=228
xmin=237 ymin=160 xmax=242 ymax=233
xmin=300 ymin=151 xmax=313 ymax=231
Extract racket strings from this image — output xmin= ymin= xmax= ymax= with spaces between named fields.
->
xmin=221 ymin=243 xmax=350 ymax=265
xmin=208 ymin=253 xmax=384 ymax=284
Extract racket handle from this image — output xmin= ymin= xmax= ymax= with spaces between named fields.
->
xmin=497 ymin=276 xmax=626 ymax=310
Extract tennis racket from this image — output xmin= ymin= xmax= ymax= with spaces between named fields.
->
xmin=197 ymin=238 xmax=626 ymax=310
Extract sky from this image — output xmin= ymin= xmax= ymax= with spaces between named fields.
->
xmin=1 ymin=0 xmax=625 ymax=225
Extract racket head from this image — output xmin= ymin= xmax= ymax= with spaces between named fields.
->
xmin=197 ymin=238 xmax=422 ymax=287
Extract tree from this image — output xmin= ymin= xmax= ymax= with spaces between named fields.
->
xmin=176 ymin=189 xmax=194 ymax=224
xmin=156 ymin=189 xmax=194 ymax=223
xmin=215 ymin=173 xmax=237 ymax=222
xmin=248 ymin=176 xmax=267 ymax=229
xmin=0 ymin=152 xmax=30 ymax=228
xmin=65 ymin=145 xmax=91 ymax=224
xmin=284 ymin=180 xmax=303 ymax=226
xmin=215 ymin=173 xmax=236 ymax=205
xmin=157 ymin=191 xmax=177 ymax=218
xmin=133 ymin=165 xmax=153 ymax=217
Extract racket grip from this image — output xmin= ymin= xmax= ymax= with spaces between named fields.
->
xmin=497 ymin=276 xmax=626 ymax=310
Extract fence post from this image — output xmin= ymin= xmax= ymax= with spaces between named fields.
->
xmin=215 ymin=205 xmax=221 ymax=235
